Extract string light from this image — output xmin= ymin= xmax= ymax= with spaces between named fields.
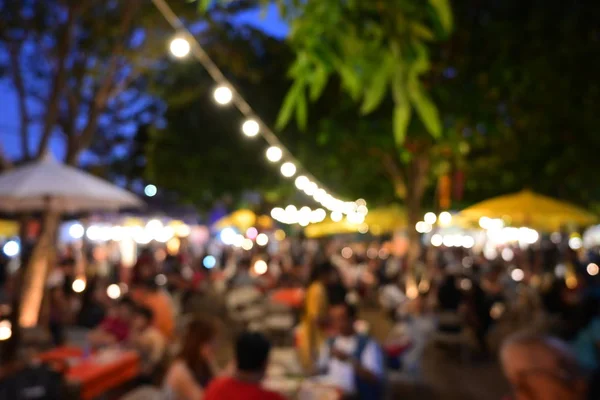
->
xmin=150 ymin=0 xmax=366 ymax=214
xmin=242 ymin=119 xmax=260 ymax=137
xmin=280 ymin=162 xmax=296 ymax=177
xmin=266 ymin=146 xmax=282 ymax=162
xmin=295 ymin=176 xmax=309 ymax=190
xmin=169 ymin=37 xmax=190 ymax=58
xmin=213 ymin=86 xmax=233 ymax=105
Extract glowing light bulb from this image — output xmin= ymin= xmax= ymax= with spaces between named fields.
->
xmin=295 ymin=176 xmax=309 ymax=190
xmin=331 ymin=211 xmax=343 ymax=222
xmin=266 ymin=146 xmax=282 ymax=162
xmin=438 ymin=211 xmax=452 ymax=226
xmin=424 ymin=212 xmax=437 ymax=225
xmin=253 ymin=260 xmax=268 ymax=275
xmin=511 ymin=268 xmax=524 ymax=282
xmin=3 ymin=240 xmax=20 ymax=257
xmin=107 ymin=284 xmax=121 ymax=300
xmin=169 ymin=37 xmax=190 ymax=58
xmin=242 ymin=119 xmax=259 ymax=137
xmin=280 ymin=162 xmax=296 ymax=177
xmin=213 ymin=86 xmax=233 ymax=105
xmin=144 ymin=184 xmax=157 ymax=197
xmin=431 ymin=234 xmax=443 ymax=247
xmin=587 ymin=263 xmax=599 ymax=276
xmin=72 ymin=279 xmax=86 ymax=293
xmin=256 ymin=233 xmax=269 ymax=246
xmin=69 ymin=223 xmax=84 ymax=239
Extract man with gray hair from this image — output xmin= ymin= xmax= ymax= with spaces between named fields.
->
xmin=500 ymin=332 xmax=591 ymax=400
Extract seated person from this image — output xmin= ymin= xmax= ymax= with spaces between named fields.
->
xmin=163 ymin=318 xmax=220 ymax=400
xmin=131 ymin=278 xmax=175 ymax=340
xmin=128 ymin=306 xmax=166 ymax=378
xmin=203 ymin=332 xmax=285 ymax=400
xmin=88 ymin=297 xmax=133 ymax=347
xmin=315 ymin=303 xmax=384 ymax=400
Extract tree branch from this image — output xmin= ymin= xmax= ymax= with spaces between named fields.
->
xmin=37 ymin=4 xmax=76 ymax=158
xmin=8 ymin=41 xmax=31 ymax=160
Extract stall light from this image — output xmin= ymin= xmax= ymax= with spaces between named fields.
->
xmin=294 ymin=176 xmax=309 ymax=190
xmin=438 ymin=211 xmax=452 ymax=226
xmin=144 ymin=184 xmax=157 ymax=197
xmin=479 ymin=217 xmax=491 ymax=229
xmin=424 ymin=212 xmax=437 ymax=225
xmin=203 ymin=256 xmax=216 ymax=269
xmin=246 ymin=227 xmax=258 ymax=240
xmin=3 ymin=240 xmax=19 ymax=257
xmin=274 ymin=229 xmax=286 ymax=241
xmin=256 ymin=233 xmax=269 ymax=246
xmin=169 ymin=36 xmax=190 ymax=58
xmin=155 ymin=274 xmax=168 ymax=286
xmin=242 ymin=238 xmax=254 ymax=251
xmin=0 ymin=320 xmax=12 ymax=341
xmin=415 ymin=221 xmax=427 ymax=233
xmin=233 ymin=234 xmax=245 ymax=248
xmin=587 ymin=263 xmax=599 ymax=276
xmin=69 ymin=223 xmax=84 ymax=239
xmin=303 ymin=182 xmax=318 ymax=196
xmin=72 ymin=278 xmax=86 ymax=293
xmin=431 ymin=234 xmax=443 ymax=247
xmin=568 ymin=237 xmax=583 ymax=250
xmin=331 ymin=211 xmax=343 ymax=222
xmin=253 ymin=260 xmax=268 ymax=275
xmin=110 ymin=226 xmax=124 ymax=242
xmin=213 ymin=85 xmax=233 ymax=105
xmin=266 ymin=146 xmax=282 ymax=162
xmin=461 ymin=236 xmax=475 ymax=249
xmin=107 ymin=284 xmax=121 ymax=300
xmin=174 ymin=224 xmax=191 ymax=237
xmin=220 ymin=228 xmax=237 ymax=245
xmin=511 ymin=268 xmax=524 ymax=282
xmin=502 ymin=248 xmax=515 ymax=262
xmin=154 ymin=226 xmax=175 ymax=243
xmin=358 ymin=224 xmax=369 ymax=234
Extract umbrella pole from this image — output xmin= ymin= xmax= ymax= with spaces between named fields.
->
xmin=18 ymin=209 xmax=60 ymax=328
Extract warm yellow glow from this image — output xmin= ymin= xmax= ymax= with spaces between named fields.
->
xmin=274 ymin=229 xmax=286 ymax=241
xmin=331 ymin=211 xmax=343 ymax=222
xmin=167 ymin=237 xmax=181 ymax=255
xmin=242 ymin=238 xmax=254 ymax=250
xmin=253 ymin=260 xmax=268 ymax=275
xmin=438 ymin=211 xmax=452 ymax=226
xmin=72 ymin=278 xmax=86 ymax=293
xmin=256 ymin=233 xmax=269 ymax=246
xmin=424 ymin=212 xmax=437 ymax=225
xmin=242 ymin=119 xmax=260 ymax=137
xmin=213 ymin=86 xmax=233 ymax=105
xmin=266 ymin=146 xmax=282 ymax=162
xmin=107 ymin=284 xmax=121 ymax=300
xmin=587 ymin=263 xmax=599 ymax=276
xmin=0 ymin=320 xmax=11 ymax=341
xmin=280 ymin=162 xmax=296 ymax=177
xmin=169 ymin=37 xmax=190 ymax=58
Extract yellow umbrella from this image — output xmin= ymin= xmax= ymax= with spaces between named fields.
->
xmin=459 ymin=190 xmax=596 ymax=232
xmin=304 ymin=204 xmax=407 ymax=238
xmin=213 ymin=209 xmax=273 ymax=232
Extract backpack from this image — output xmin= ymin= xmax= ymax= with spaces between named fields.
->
xmin=326 ymin=335 xmax=384 ymax=400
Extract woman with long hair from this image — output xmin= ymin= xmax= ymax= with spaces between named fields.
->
xmin=163 ymin=318 xmax=219 ymax=400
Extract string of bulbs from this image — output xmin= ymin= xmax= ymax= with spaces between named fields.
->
xmin=150 ymin=0 xmax=368 ymax=220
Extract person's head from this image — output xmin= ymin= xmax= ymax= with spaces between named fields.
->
xmin=500 ymin=332 xmax=588 ymax=400
xmin=117 ymin=297 xmax=135 ymax=321
xmin=132 ymin=306 xmax=153 ymax=331
xmin=179 ymin=318 xmax=218 ymax=383
xmin=329 ymin=302 xmax=357 ymax=336
xmin=235 ymin=332 xmax=271 ymax=379
xmin=309 ymin=262 xmax=334 ymax=284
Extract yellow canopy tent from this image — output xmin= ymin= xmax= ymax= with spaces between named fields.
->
xmin=213 ymin=209 xmax=273 ymax=232
xmin=0 ymin=219 xmax=19 ymax=237
xmin=459 ymin=189 xmax=597 ymax=232
xmin=304 ymin=204 xmax=407 ymax=238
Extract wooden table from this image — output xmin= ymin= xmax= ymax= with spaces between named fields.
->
xmin=38 ymin=346 xmax=139 ymax=400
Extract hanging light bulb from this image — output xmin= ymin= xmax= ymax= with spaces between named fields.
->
xmin=266 ymin=146 xmax=282 ymax=162
xmin=242 ymin=119 xmax=259 ymax=137
xmin=295 ymin=176 xmax=309 ymax=190
xmin=169 ymin=37 xmax=190 ymax=58
xmin=303 ymin=182 xmax=318 ymax=196
xmin=213 ymin=86 xmax=233 ymax=105
xmin=280 ymin=162 xmax=296 ymax=177
xmin=331 ymin=211 xmax=343 ymax=222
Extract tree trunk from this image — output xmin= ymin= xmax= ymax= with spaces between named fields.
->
xmin=404 ymin=153 xmax=430 ymax=276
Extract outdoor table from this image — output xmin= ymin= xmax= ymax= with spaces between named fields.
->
xmin=271 ymin=288 xmax=305 ymax=308
xmin=38 ymin=346 xmax=139 ymax=400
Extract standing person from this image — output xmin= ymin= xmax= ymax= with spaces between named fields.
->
xmin=131 ymin=278 xmax=175 ymax=340
xmin=203 ymin=332 xmax=285 ymax=400
xmin=163 ymin=318 xmax=220 ymax=400
xmin=500 ymin=332 xmax=591 ymax=400
xmin=299 ymin=262 xmax=333 ymax=370
xmin=316 ymin=303 xmax=384 ymax=400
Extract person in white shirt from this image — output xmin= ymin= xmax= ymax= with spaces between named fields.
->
xmin=316 ymin=303 xmax=384 ymax=399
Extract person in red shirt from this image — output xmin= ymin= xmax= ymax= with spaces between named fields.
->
xmin=203 ymin=332 xmax=285 ymax=400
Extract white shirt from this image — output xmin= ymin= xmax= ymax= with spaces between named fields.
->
xmin=316 ymin=335 xmax=384 ymax=394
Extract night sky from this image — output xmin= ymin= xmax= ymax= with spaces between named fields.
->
xmin=0 ymin=4 xmax=288 ymax=162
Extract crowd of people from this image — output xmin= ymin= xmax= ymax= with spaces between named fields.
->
xmin=1 ymin=232 xmax=600 ymax=400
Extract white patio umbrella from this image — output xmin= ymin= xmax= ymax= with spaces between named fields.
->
xmin=0 ymin=154 xmax=143 ymax=327
xmin=0 ymin=153 xmax=143 ymax=213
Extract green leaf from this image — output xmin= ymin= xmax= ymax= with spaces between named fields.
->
xmin=276 ymin=81 xmax=303 ymax=130
xmin=393 ymin=103 xmax=412 ymax=146
xmin=410 ymin=23 xmax=435 ymax=41
xmin=408 ymin=79 xmax=442 ymax=138
xmin=429 ymin=0 xmax=453 ymax=35
xmin=197 ymin=0 xmax=212 ymax=12
xmin=295 ymin=88 xmax=308 ymax=130
xmin=360 ymin=57 xmax=391 ymax=115
xmin=310 ymin=65 xmax=329 ymax=101
xmin=338 ymin=64 xmax=361 ymax=100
